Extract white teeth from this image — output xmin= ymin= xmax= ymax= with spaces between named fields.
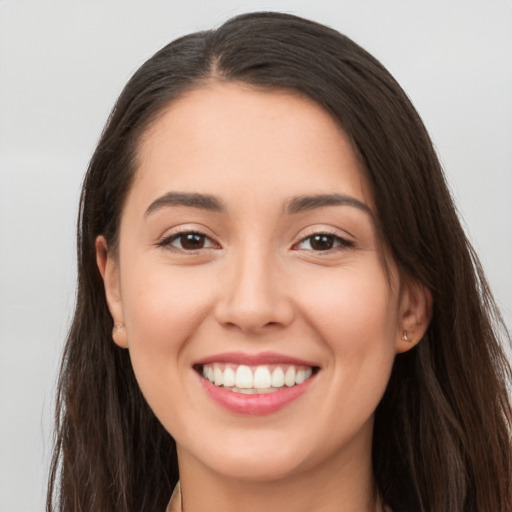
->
xmin=271 ymin=367 xmax=285 ymax=388
xmin=257 ymin=387 xmax=279 ymax=394
xmin=284 ymin=366 xmax=296 ymax=387
xmin=253 ymin=366 xmax=272 ymax=389
xmin=235 ymin=365 xmax=253 ymax=389
xmin=237 ymin=388 xmax=257 ymax=394
xmin=223 ymin=366 xmax=235 ymax=387
xmin=213 ymin=365 xmax=223 ymax=386
xmin=201 ymin=363 xmax=315 ymax=391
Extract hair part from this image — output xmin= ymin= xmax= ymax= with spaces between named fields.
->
xmin=48 ymin=12 xmax=511 ymax=512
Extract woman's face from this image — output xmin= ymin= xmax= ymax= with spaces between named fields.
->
xmin=98 ymin=83 xmax=427 ymax=483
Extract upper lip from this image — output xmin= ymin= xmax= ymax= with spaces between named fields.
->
xmin=195 ymin=351 xmax=319 ymax=367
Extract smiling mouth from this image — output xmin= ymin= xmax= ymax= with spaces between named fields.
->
xmin=195 ymin=363 xmax=318 ymax=394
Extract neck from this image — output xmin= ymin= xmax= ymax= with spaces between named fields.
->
xmin=177 ymin=429 xmax=383 ymax=512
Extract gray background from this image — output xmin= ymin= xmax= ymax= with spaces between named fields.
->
xmin=1 ymin=1 xmax=511 ymax=510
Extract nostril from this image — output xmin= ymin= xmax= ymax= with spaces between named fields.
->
xmin=220 ymin=318 xmax=282 ymax=333
xmin=213 ymin=272 xmax=295 ymax=332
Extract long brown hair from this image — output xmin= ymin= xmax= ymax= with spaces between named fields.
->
xmin=47 ymin=12 xmax=512 ymax=512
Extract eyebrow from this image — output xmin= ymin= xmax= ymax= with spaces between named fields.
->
xmin=286 ymin=193 xmax=373 ymax=216
xmin=145 ymin=192 xmax=224 ymax=217
xmin=144 ymin=191 xmax=372 ymax=218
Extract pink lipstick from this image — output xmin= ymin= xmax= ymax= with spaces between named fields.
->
xmin=194 ymin=352 xmax=319 ymax=415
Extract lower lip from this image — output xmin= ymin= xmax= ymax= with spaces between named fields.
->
xmin=199 ymin=374 xmax=315 ymax=415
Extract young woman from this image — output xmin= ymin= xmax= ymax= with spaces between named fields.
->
xmin=47 ymin=12 xmax=512 ymax=512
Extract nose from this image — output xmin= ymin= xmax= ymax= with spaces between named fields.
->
xmin=214 ymin=248 xmax=294 ymax=334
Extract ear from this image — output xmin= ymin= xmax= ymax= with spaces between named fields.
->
xmin=395 ymin=277 xmax=432 ymax=354
xmin=95 ymin=235 xmax=128 ymax=348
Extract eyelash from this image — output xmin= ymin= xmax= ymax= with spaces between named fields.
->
xmin=157 ymin=230 xmax=353 ymax=253
xmin=157 ymin=231 xmax=220 ymax=252
xmin=293 ymin=232 xmax=354 ymax=252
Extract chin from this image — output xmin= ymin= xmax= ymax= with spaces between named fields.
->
xmin=208 ymin=453 xmax=307 ymax=483
xmin=182 ymin=429 xmax=314 ymax=482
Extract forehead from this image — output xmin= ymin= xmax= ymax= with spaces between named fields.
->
xmin=131 ymin=82 xmax=373 ymax=211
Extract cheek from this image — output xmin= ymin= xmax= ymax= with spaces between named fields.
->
xmin=117 ymin=262 xmax=222 ymax=430
xmin=121 ymin=260 xmax=215 ymax=341
xmin=294 ymin=265 xmax=398 ymax=441
xmin=296 ymin=261 xmax=399 ymax=410
xmin=118 ymin=260 xmax=219 ymax=391
xmin=300 ymin=264 xmax=398 ymax=346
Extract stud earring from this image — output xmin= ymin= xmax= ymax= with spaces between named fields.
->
xmin=401 ymin=330 xmax=409 ymax=341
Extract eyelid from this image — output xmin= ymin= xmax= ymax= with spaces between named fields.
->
xmin=291 ymin=227 xmax=355 ymax=252
xmin=156 ymin=226 xmax=222 ymax=252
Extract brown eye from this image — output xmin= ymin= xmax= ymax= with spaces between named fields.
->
xmin=179 ymin=233 xmax=206 ymax=250
xmin=295 ymin=233 xmax=353 ymax=252
xmin=159 ymin=231 xmax=218 ymax=251
xmin=309 ymin=234 xmax=335 ymax=251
